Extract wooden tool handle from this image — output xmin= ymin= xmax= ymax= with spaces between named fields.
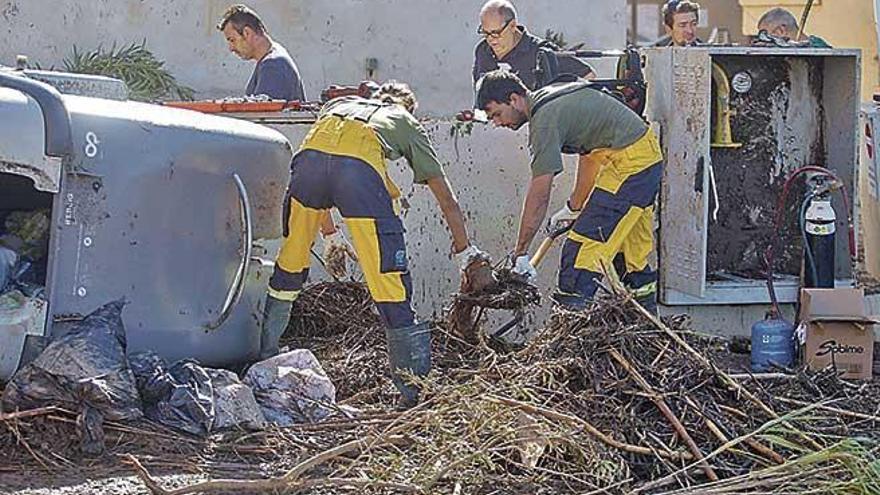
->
xmin=529 ymin=224 xmax=571 ymax=268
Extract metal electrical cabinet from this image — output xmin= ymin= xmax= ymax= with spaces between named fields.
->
xmin=644 ymin=47 xmax=861 ymax=306
xmin=0 ymin=69 xmax=292 ymax=380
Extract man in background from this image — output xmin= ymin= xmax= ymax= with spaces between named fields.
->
xmin=756 ymin=8 xmax=832 ymax=48
xmin=473 ymin=0 xmax=594 ymax=90
xmin=217 ymin=4 xmax=306 ymax=101
xmin=654 ymin=0 xmax=702 ymax=47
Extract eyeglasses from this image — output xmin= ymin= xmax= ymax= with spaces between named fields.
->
xmin=477 ymin=18 xmax=512 ymax=39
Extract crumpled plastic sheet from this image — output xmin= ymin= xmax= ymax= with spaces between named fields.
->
xmin=244 ymin=349 xmax=337 ymax=426
xmin=130 ymin=352 xmax=267 ymax=434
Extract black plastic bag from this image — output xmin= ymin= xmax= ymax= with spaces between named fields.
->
xmin=129 ymin=352 xmax=214 ymax=437
xmin=1 ymin=299 xmax=142 ymax=420
xmin=1 ymin=299 xmax=142 ymax=455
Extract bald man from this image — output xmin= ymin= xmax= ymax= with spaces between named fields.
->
xmin=473 ymin=0 xmax=594 ymax=90
xmin=756 ymin=8 xmax=831 ymax=48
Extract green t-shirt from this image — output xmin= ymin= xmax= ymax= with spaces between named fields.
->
xmin=320 ymin=97 xmax=445 ymax=184
xmin=527 ymin=82 xmax=648 ymax=177
xmin=807 ymin=35 xmax=831 ymax=48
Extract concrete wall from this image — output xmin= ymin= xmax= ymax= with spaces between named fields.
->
xmin=0 ymin=0 xmax=626 ymax=115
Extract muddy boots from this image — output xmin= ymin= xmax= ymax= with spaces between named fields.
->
xmin=259 ymin=295 xmax=293 ymax=360
xmin=635 ymin=291 xmax=657 ymax=315
xmin=385 ymin=322 xmax=432 ymax=409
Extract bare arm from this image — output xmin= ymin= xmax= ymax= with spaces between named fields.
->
xmin=426 ymin=176 xmax=470 ymax=253
xmin=570 ymin=153 xmax=602 ymax=209
xmin=515 ymin=174 xmax=554 ymax=256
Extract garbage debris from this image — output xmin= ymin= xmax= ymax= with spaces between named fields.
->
xmin=129 ymin=352 xmax=214 ymax=437
xmin=3 ymin=292 xmax=880 ymax=494
xmin=0 ymin=245 xmax=17 ymax=293
xmin=129 ymin=351 xmax=266 ymax=434
xmin=447 ymin=268 xmax=541 ymax=342
xmin=0 ymin=209 xmax=50 ymax=262
xmin=2 ymin=299 xmax=141 ymax=455
xmin=206 ymin=368 xmax=266 ymax=431
xmin=244 ymin=349 xmax=336 ymax=425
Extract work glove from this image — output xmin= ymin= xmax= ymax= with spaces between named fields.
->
xmin=511 ymin=254 xmax=537 ymax=282
xmin=548 ymin=200 xmax=580 ymax=232
xmin=322 ymin=231 xmax=357 ymax=280
xmin=454 ymin=244 xmax=496 ymax=293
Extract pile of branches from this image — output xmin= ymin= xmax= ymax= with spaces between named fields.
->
xmin=3 ymin=282 xmax=880 ymax=494
xmin=446 ymin=269 xmax=541 ymax=341
xmin=285 ymin=281 xmax=399 ymax=405
xmin=125 ymin=288 xmax=879 ymax=494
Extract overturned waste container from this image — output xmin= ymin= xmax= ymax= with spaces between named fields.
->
xmin=0 ymin=68 xmax=292 ymax=380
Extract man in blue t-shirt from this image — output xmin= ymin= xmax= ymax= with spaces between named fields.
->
xmin=217 ymin=4 xmax=306 ymax=101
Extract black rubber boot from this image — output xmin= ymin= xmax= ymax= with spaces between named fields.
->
xmin=259 ymin=295 xmax=293 ymax=360
xmin=384 ymin=322 xmax=432 ymax=409
xmin=635 ymin=292 xmax=658 ymax=315
xmin=550 ymin=291 xmax=588 ymax=311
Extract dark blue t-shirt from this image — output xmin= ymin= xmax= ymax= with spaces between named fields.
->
xmin=245 ymin=42 xmax=306 ymax=101
xmin=473 ymin=27 xmax=594 ymax=90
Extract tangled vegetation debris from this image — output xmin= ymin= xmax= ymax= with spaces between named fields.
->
xmin=2 ymin=283 xmax=879 ymax=494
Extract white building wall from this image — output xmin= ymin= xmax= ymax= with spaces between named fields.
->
xmin=0 ymin=0 xmax=626 ymax=115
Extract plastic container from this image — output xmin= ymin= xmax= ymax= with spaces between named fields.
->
xmin=750 ymin=315 xmax=794 ymax=372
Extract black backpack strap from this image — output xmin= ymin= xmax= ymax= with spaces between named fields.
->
xmin=530 ymin=81 xmax=592 ymax=117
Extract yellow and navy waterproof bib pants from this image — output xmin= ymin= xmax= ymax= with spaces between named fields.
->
xmin=556 ymin=128 xmax=663 ymax=306
xmin=268 ymin=115 xmax=415 ymax=330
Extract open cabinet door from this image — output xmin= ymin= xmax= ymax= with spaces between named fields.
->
xmin=858 ymin=107 xmax=880 ymax=283
xmin=644 ymin=48 xmax=711 ymax=302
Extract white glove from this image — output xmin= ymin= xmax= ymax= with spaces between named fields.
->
xmin=511 ymin=254 xmax=537 ymax=282
xmin=548 ymin=200 xmax=580 ymax=231
xmin=453 ymin=244 xmax=488 ymax=271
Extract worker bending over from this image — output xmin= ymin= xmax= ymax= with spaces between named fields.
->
xmin=262 ymin=81 xmax=489 ymax=406
xmin=476 ymin=70 xmax=663 ymax=312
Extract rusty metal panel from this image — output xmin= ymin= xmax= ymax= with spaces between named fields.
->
xmin=645 ymin=48 xmax=711 ymax=300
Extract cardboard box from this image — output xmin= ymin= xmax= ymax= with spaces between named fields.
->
xmin=799 ymin=288 xmax=877 ymax=380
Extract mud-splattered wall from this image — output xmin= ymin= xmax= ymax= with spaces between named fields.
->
xmin=270 ymin=122 xmax=577 ymax=322
xmin=708 ymin=56 xmax=825 ymax=278
xmin=0 ymin=0 xmax=626 ymax=116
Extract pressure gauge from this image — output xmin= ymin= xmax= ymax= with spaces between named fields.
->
xmin=731 ymin=71 xmax=753 ymax=94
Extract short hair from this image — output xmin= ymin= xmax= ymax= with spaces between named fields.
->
xmin=662 ymin=0 xmax=700 ymax=28
xmin=475 ymin=70 xmax=528 ymax=110
xmin=757 ymin=8 xmax=798 ymax=34
xmin=216 ymin=4 xmax=266 ymax=35
xmin=376 ymin=81 xmax=418 ymax=114
xmin=480 ymin=0 xmax=517 ymax=23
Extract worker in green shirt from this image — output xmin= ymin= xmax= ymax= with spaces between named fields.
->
xmin=475 ymin=70 xmax=664 ymax=311
xmin=262 ymin=81 xmax=490 ymax=407
xmin=756 ymin=8 xmax=832 ymax=48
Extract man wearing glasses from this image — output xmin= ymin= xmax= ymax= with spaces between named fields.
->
xmin=472 ymin=0 xmax=594 ymax=91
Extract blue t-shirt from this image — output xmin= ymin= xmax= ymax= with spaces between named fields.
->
xmin=245 ymin=42 xmax=306 ymax=101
